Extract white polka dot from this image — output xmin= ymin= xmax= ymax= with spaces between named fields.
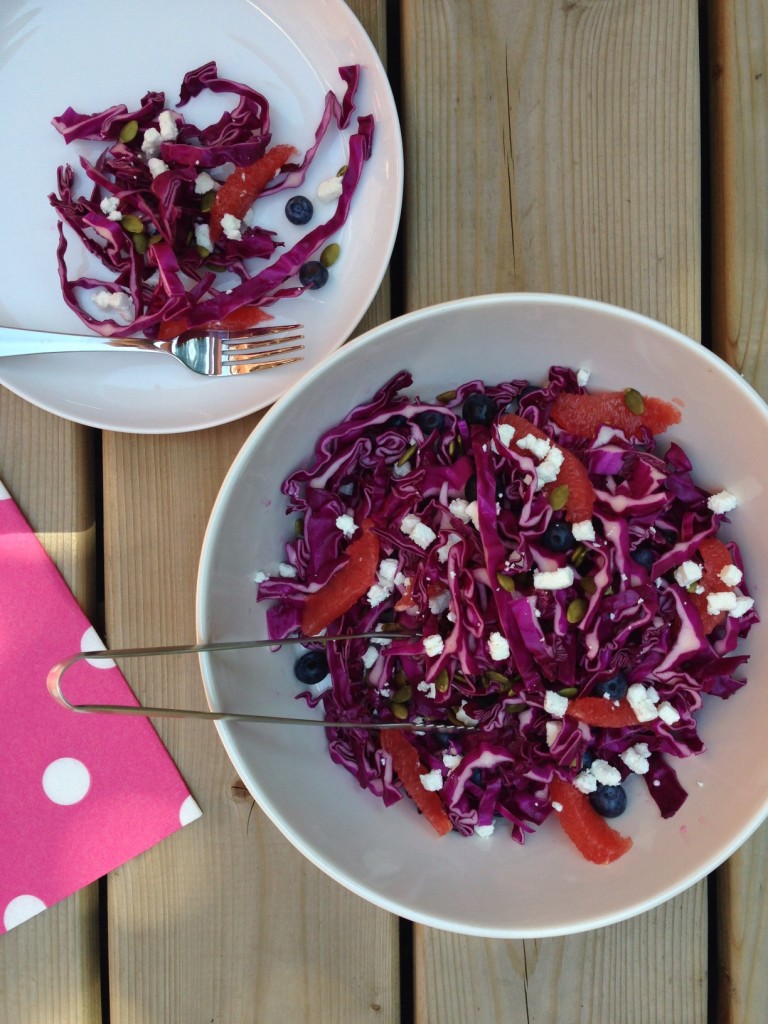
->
xmin=4 ymin=894 xmax=47 ymax=930
xmin=179 ymin=795 xmax=203 ymax=826
xmin=0 ymin=479 xmax=10 ymax=500
xmin=80 ymin=626 xmax=116 ymax=669
xmin=42 ymin=758 xmax=91 ymax=805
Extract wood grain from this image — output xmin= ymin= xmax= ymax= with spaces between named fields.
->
xmin=709 ymin=3 xmax=768 ymax=1021
xmin=101 ymin=3 xmax=399 ymax=1020
xmin=0 ymin=389 xmax=101 ymax=1024
xmin=709 ymin=0 xmax=768 ymax=398
xmin=401 ymin=1 xmax=705 ymax=1021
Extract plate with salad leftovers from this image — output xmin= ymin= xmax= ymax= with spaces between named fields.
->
xmin=0 ymin=0 xmax=402 ymax=432
xmin=197 ymin=294 xmax=767 ymax=937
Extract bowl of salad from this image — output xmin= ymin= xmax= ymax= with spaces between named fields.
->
xmin=197 ymin=292 xmax=765 ymax=937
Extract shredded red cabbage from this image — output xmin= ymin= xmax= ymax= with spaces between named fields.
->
xmin=48 ymin=62 xmax=373 ymax=338
xmin=258 ymin=368 xmax=759 ymax=844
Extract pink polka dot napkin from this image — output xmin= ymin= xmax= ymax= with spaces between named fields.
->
xmin=0 ymin=477 xmax=201 ymax=934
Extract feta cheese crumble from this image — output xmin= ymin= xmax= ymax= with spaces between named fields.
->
xmin=455 ymin=701 xmax=479 ymax=726
xmin=707 ymin=590 xmax=737 ymax=614
xmin=419 ymin=769 xmax=444 ymax=792
xmin=707 ymin=490 xmax=739 ymax=514
xmin=719 ymin=563 xmax=743 ymax=587
xmin=576 ymin=367 xmax=591 ymax=386
xmin=543 ymin=690 xmax=569 ymax=718
xmin=497 ymin=422 xmax=515 ymax=448
xmin=619 ymin=742 xmax=651 ymax=775
xmin=674 ymin=560 xmax=703 ymax=588
xmin=443 ymin=752 xmax=463 ymax=770
xmin=335 ymin=513 xmax=358 ymax=538
xmin=194 ymin=223 xmax=212 ymax=250
xmin=93 ymin=289 xmax=134 ymax=323
xmin=590 ymin=759 xmax=622 ymax=786
xmin=141 ymin=126 xmax=162 ymax=157
xmin=400 ymin=513 xmax=437 ymax=549
xmin=158 ymin=109 xmax=178 ymax=141
xmin=220 ymin=213 xmax=243 ymax=241
xmin=474 ymin=823 xmax=495 ymax=838
xmin=423 ymin=634 xmax=444 ymax=657
xmin=417 ymin=681 xmax=437 ymax=699
xmin=571 ymin=519 xmax=595 ymax=542
xmin=533 ymin=566 xmax=574 ymax=590
xmin=362 ymin=645 xmax=379 ymax=669
xmin=99 ymin=196 xmax=122 ymax=221
xmin=277 ymin=562 xmax=297 ymax=578
xmin=194 ymin=171 xmax=217 ymax=194
xmin=487 ymin=631 xmax=511 ymax=661
xmin=317 ymin=175 xmax=344 ymax=202
xmin=658 ymin=701 xmax=681 ymax=725
xmin=626 ymin=682 xmax=659 ymax=722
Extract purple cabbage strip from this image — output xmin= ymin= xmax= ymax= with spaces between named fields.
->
xmin=259 ymin=368 xmax=759 ymax=851
xmin=49 ymin=62 xmax=372 ymax=337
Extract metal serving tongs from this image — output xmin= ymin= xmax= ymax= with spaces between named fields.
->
xmin=46 ymin=632 xmax=468 ymax=732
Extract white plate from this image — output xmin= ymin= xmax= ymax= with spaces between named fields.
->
xmin=0 ymin=0 xmax=402 ymax=432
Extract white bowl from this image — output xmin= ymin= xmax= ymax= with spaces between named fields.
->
xmin=197 ymin=293 xmax=767 ymax=937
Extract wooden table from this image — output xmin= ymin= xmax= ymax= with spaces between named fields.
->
xmin=2 ymin=2 xmax=767 ymax=1021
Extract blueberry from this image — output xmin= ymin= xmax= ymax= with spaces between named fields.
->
xmin=581 ymin=749 xmax=596 ymax=770
xmin=465 ymin=475 xmax=477 ymax=502
xmin=299 ymin=260 xmax=329 ymax=289
xmin=592 ymin=671 xmax=628 ymax=701
xmin=383 ymin=414 xmax=408 ymax=429
xmin=632 ymin=545 xmax=655 ymax=570
xmin=471 ymin=768 xmax=484 ymax=786
xmin=462 ymin=392 xmax=497 ymax=426
xmin=414 ymin=410 xmax=446 ymax=434
xmin=294 ymin=650 xmax=329 ymax=685
xmin=588 ymin=784 xmax=627 ymax=818
xmin=285 ymin=195 xmax=313 ymax=225
xmin=542 ymin=519 xmax=575 ymax=553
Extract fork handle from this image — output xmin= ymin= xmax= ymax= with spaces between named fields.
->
xmin=0 ymin=325 xmax=164 ymax=358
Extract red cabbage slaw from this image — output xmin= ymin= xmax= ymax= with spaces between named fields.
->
xmin=257 ymin=368 xmax=759 ymax=843
xmin=49 ymin=62 xmax=373 ymax=338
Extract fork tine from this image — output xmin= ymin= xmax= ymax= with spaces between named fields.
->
xmin=223 ymin=344 xmax=304 ymax=363
xmin=224 ymin=354 xmax=304 ymax=375
xmin=224 ymin=324 xmax=303 ymax=342
xmin=223 ymin=333 xmax=304 ymax=353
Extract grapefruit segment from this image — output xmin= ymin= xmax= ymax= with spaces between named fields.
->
xmin=566 ymin=696 xmax=639 ymax=728
xmin=499 ymin=413 xmax=595 ymax=523
xmin=156 ymin=304 xmax=272 ymax=341
xmin=688 ymin=536 xmax=735 ymax=634
xmin=301 ymin=520 xmax=379 ymax=635
xmin=380 ymin=730 xmax=453 ymax=837
xmin=551 ymin=390 xmax=681 ymax=440
xmin=550 ymin=776 xmax=632 ymax=864
xmin=209 ymin=144 xmax=296 ymax=243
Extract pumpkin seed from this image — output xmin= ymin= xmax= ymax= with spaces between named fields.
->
xmin=436 ymin=388 xmax=457 ymax=403
xmin=121 ymin=214 xmax=144 ymax=234
xmin=396 ymin=442 xmax=418 ymax=467
xmin=506 ymin=703 xmax=527 ymax=714
xmin=566 ymin=598 xmax=588 ymax=624
xmin=200 ymin=190 xmax=216 ymax=213
xmin=196 ymin=245 xmax=211 ymax=258
xmin=580 ymin=576 xmax=597 ymax=595
xmin=496 ymin=572 xmax=516 ymax=593
xmin=392 ymin=685 xmax=412 ymax=704
xmin=391 ymin=702 xmax=409 ymax=720
xmin=393 ymin=668 xmax=407 ymax=687
xmin=435 ymin=668 xmax=450 ymax=693
xmin=118 ymin=119 xmax=139 ymax=144
xmin=132 ymin=232 xmax=148 ymax=254
xmin=294 ymin=518 xmax=304 ymax=538
xmin=569 ymin=544 xmax=588 ymax=567
xmin=623 ymin=387 xmax=645 ymax=414
xmin=558 ymin=686 xmax=578 ymax=698
xmin=484 ymin=670 xmax=509 ymax=685
xmin=320 ymin=242 xmax=340 ymax=267
xmin=549 ymin=484 xmax=569 ymax=510
xmin=336 ymin=164 xmax=348 ymax=177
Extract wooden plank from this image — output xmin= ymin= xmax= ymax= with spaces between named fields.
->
xmin=708 ymin=3 xmax=768 ymax=1021
xmin=102 ymin=4 xmax=400 ymax=1020
xmin=0 ymin=389 xmax=101 ymax=1024
xmin=709 ymin=0 xmax=768 ymax=398
xmin=401 ymin=1 xmax=705 ymax=1021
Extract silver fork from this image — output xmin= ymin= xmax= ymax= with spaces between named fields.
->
xmin=0 ymin=323 xmax=304 ymax=376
